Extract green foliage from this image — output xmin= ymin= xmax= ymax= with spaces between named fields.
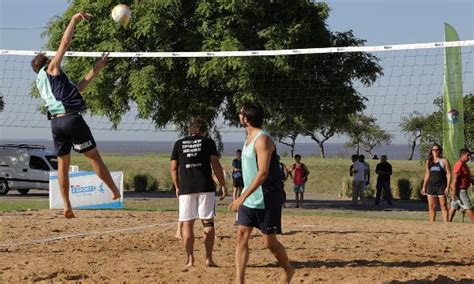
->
xmin=410 ymin=176 xmax=424 ymax=200
xmin=400 ymin=112 xmax=427 ymax=160
xmin=340 ymin=176 xmax=352 ymax=198
xmin=41 ymin=0 xmax=381 ymax=135
xmin=396 ymin=178 xmax=411 ymax=200
xmin=345 ymin=114 xmax=392 ymax=157
xmin=132 ymin=173 xmax=159 ymax=192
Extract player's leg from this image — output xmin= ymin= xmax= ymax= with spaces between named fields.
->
xmin=199 ymin=192 xmax=217 ymax=267
xmin=427 ymin=195 xmax=437 ymax=222
xmin=438 ymin=195 xmax=449 ymax=223
xmin=83 ymin=148 xmax=121 ymax=199
xmin=57 ymin=153 xmax=74 ymax=218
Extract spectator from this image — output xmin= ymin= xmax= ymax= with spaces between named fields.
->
xmin=421 ymin=143 xmax=451 ymax=222
xmin=448 ymin=148 xmax=474 ymax=223
xmin=290 ymin=154 xmax=310 ymax=208
xmin=350 ymin=154 xmax=366 ymax=206
xmin=375 ymin=155 xmax=393 ymax=205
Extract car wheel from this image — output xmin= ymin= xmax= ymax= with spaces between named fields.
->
xmin=17 ymin=188 xmax=30 ymax=195
xmin=0 ymin=179 xmax=9 ymax=195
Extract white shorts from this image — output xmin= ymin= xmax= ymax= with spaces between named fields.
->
xmin=178 ymin=192 xmax=216 ymax=222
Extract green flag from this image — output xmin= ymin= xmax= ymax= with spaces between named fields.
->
xmin=443 ymin=23 xmax=464 ymax=167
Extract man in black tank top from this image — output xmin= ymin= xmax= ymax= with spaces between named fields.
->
xmin=31 ymin=12 xmax=121 ymax=218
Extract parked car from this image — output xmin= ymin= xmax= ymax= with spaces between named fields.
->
xmin=0 ymin=144 xmax=57 ymax=195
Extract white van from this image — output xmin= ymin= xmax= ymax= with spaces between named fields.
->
xmin=0 ymin=144 xmax=57 ymax=195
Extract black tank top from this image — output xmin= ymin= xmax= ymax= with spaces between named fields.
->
xmin=428 ymin=160 xmax=447 ymax=186
xmin=46 ymin=69 xmax=85 ymax=113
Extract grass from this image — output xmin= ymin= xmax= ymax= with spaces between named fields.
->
xmin=1 ymin=154 xmax=472 ymax=223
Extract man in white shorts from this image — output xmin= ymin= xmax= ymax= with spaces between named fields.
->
xmin=170 ymin=118 xmax=226 ymax=270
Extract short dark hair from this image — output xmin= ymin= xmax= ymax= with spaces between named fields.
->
xmin=460 ymin=148 xmax=471 ymax=156
xmin=359 ymin=155 xmax=365 ymax=159
xmin=188 ymin=117 xmax=208 ymax=135
xmin=241 ymin=102 xmax=264 ymax=128
xmin=31 ymin=53 xmax=50 ymax=73
xmin=294 ymin=154 xmax=301 ymax=159
xmin=236 ymin=149 xmax=242 ymax=154
xmin=351 ymin=154 xmax=359 ymax=160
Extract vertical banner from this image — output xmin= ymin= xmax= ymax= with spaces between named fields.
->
xmin=443 ymin=23 xmax=464 ymax=167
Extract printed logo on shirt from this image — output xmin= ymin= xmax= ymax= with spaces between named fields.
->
xmin=182 ymin=139 xmax=202 ymax=158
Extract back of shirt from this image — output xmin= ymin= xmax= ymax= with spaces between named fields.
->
xmin=171 ymin=135 xmax=218 ymax=195
xmin=453 ymin=160 xmax=471 ymax=189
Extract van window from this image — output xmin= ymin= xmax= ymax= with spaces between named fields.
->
xmin=29 ymin=156 xmax=50 ymax=171
xmin=45 ymin=155 xmax=58 ymax=170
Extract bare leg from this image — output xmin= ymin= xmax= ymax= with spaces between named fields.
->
xmin=294 ymin=191 xmax=299 ymax=208
xmin=58 ymin=154 xmax=74 ymax=218
xmin=299 ymin=192 xmax=304 ymax=207
xmin=262 ymin=234 xmax=295 ymax=284
xmin=235 ymin=226 xmax=252 ymax=284
xmin=182 ymin=220 xmax=195 ymax=269
xmin=202 ymin=219 xmax=217 ymax=267
xmin=175 ymin=221 xmax=183 ymax=240
xmin=465 ymin=210 xmax=474 ymax=223
xmin=448 ymin=208 xmax=457 ymax=222
xmin=427 ymin=196 xmax=437 ymax=222
xmin=439 ymin=196 xmax=449 ymax=223
xmin=83 ymin=148 xmax=121 ymax=199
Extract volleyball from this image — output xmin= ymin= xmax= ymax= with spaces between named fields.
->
xmin=111 ymin=4 xmax=131 ymax=26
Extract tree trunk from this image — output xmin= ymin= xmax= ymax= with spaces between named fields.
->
xmin=318 ymin=142 xmax=326 ymax=159
xmin=290 ymin=144 xmax=295 ymax=158
xmin=408 ymin=138 xmax=417 ymax=160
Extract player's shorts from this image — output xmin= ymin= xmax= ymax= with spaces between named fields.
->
xmin=178 ymin=192 xmax=216 ymax=221
xmin=427 ymin=183 xmax=447 ymax=197
xmin=450 ymin=189 xmax=473 ymax=210
xmin=237 ymin=205 xmax=282 ymax=235
xmin=51 ymin=114 xmax=96 ymax=156
xmin=233 ymin=177 xmax=244 ymax=188
xmin=293 ymin=184 xmax=305 ymax=193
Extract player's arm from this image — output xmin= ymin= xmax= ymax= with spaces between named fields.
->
xmin=48 ymin=12 xmax=92 ymax=76
xmin=444 ymin=159 xmax=452 ymax=194
xmin=303 ymin=164 xmax=310 ymax=179
xmin=77 ymin=53 xmax=108 ymax=93
xmin=421 ymin=160 xmax=430 ymax=194
xmin=211 ymin=155 xmax=227 ymax=200
xmin=170 ymin=159 xmax=179 ymax=197
xmin=229 ymin=135 xmax=273 ymax=212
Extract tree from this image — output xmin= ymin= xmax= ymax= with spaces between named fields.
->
xmin=400 ymin=111 xmax=427 ymax=160
xmin=345 ymin=114 xmax=392 ymax=158
xmin=39 ymin=0 xmax=382 ymax=139
xmin=0 ymin=96 xmax=4 ymax=112
xmin=267 ymin=116 xmax=303 ymax=158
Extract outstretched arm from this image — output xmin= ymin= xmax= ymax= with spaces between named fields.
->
xmin=48 ymin=12 xmax=92 ymax=75
xmin=77 ymin=53 xmax=109 ymax=93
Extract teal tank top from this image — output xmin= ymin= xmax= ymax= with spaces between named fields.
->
xmin=241 ymin=130 xmax=268 ymax=209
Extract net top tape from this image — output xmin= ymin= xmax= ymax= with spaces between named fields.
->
xmin=1 ymin=40 xmax=473 ymax=58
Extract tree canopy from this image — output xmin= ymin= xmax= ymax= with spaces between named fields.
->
xmin=40 ymin=0 xmax=382 ymax=136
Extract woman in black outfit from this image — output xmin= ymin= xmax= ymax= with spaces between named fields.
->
xmin=421 ymin=143 xmax=451 ymax=222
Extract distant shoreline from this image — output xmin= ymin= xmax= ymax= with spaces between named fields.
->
xmin=0 ymin=139 xmax=420 ymax=160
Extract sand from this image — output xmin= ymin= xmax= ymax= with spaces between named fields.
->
xmin=0 ymin=210 xmax=473 ymax=283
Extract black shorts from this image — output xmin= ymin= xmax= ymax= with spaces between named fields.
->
xmin=427 ymin=183 xmax=447 ymax=196
xmin=237 ymin=205 xmax=282 ymax=235
xmin=233 ymin=177 xmax=244 ymax=188
xmin=51 ymin=114 xmax=96 ymax=156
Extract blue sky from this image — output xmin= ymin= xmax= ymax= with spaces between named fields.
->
xmin=0 ymin=0 xmax=473 ymax=142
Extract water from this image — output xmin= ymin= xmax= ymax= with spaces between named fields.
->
xmin=0 ymin=139 xmax=420 ymax=160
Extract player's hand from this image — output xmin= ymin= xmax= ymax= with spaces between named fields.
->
xmin=229 ymin=197 xmax=243 ymax=212
xmin=421 ymin=188 xmax=427 ymax=195
xmin=95 ymin=52 xmax=109 ymax=70
xmin=444 ymin=187 xmax=449 ymax=196
xmin=175 ymin=187 xmax=179 ymax=198
xmin=72 ymin=12 xmax=92 ymax=22
xmin=218 ymin=186 xmax=227 ymax=201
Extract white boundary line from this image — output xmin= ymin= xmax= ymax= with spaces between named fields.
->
xmin=0 ymin=221 xmax=175 ymax=248
xmin=1 ymin=40 xmax=473 ymax=58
